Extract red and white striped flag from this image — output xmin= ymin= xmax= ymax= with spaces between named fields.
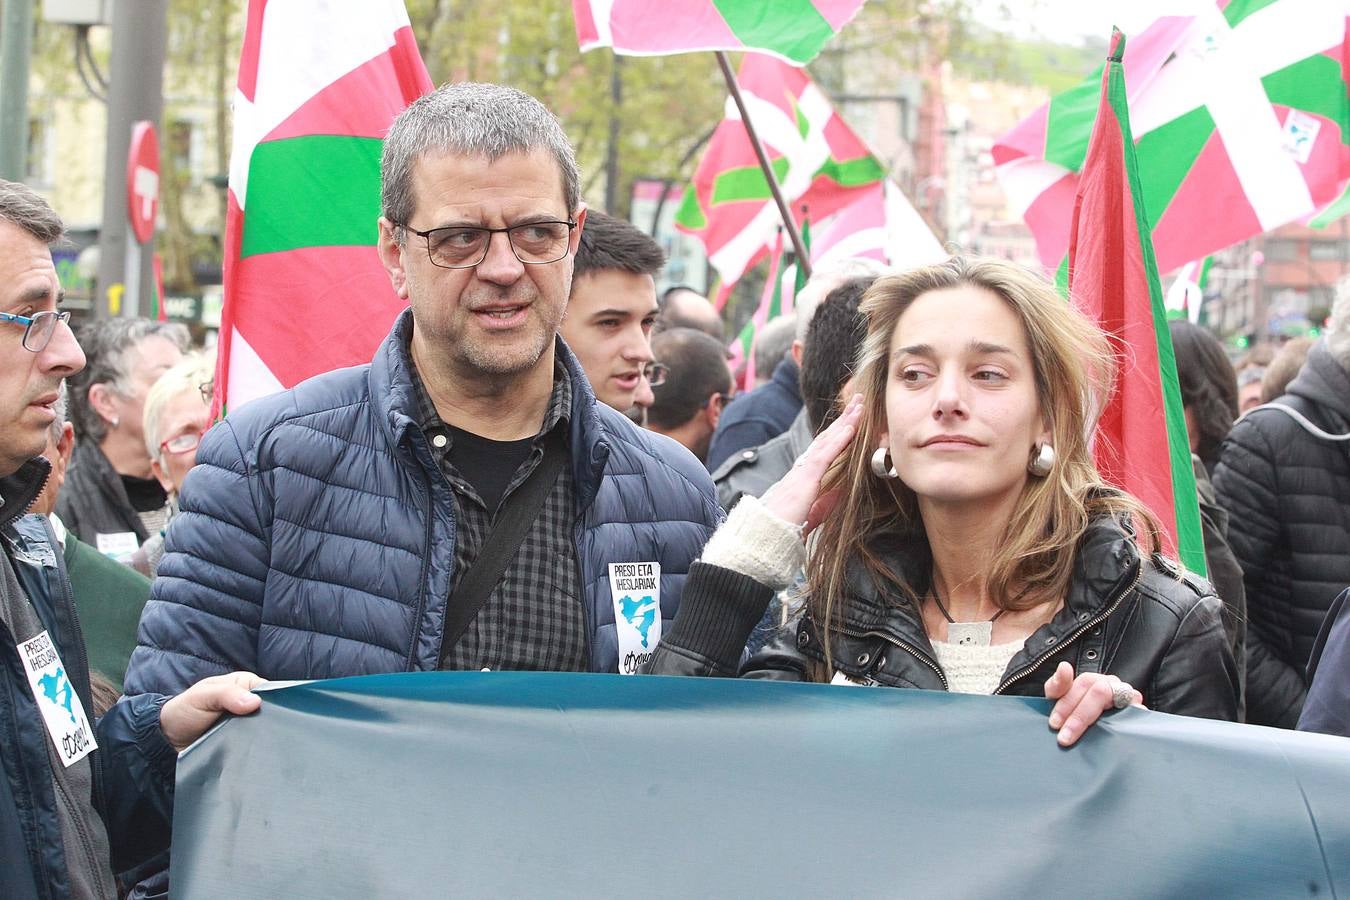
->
xmin=218 ymin=0 xmax=432 ymax=416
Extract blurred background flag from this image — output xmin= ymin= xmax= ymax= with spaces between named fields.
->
xmin=994 ymin=0 xmax=1350 ymax=277
xmin=572 ymin=0 xmax=868 ymax=66
xmin=218 ymin=0 xmax=432 ymax=416
xmin=1066 ymin=29 xmax=1207 ymax=575
xmin=673 ymin=54 xmax=887 ymax=296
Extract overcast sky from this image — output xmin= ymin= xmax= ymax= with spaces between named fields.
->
xmin=981 ymin=0 xmax=1211 ymax=44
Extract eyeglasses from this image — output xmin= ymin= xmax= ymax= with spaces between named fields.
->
xmin=643 ymin=362 xmax=669 ymax=387
xmin=1 ymin=310 xmax=72 ymax=353
xmin=703 ymin=392 xmax=732 ymax=411
xmin=160 ymin=429 xmax=205 ymax=456
xmin=398 ymin=220 xmax=577 ymax=269
xmin=198 ymin=380 xmax=214 ymax=404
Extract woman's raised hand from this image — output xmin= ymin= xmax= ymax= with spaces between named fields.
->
xmin=1043 ymin=661 xmax=1145 ymax=747
xmin=761 ymin=394 xmax=864 ymax=535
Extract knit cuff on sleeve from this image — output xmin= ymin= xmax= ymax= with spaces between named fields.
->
xmin=698 ymin=494 xmax=806 ymax=591
xmin=659 ymin=562 xmax=777 ymax=675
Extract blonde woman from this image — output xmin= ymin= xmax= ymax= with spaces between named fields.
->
xmin=134 ymin=350 xmax=216 ymax=576
xmin=647 ymin=257 xmax=1238 ymax=745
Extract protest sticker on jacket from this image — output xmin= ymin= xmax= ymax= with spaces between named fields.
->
xmin=609 ymin=562 xmax=662 ymax=674
xmin=19 ymin=631 xmax=97 ymax=766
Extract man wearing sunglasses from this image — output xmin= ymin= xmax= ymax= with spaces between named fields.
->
xmin=125 ymin=83 xmax=721 ymax=711
xmin=0 ymin=179 xmax=262 ymax=898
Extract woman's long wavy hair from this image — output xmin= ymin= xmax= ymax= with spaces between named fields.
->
xmin=805 ymin=257 xmax=1161 ymax=670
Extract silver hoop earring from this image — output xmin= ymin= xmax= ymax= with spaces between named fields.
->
xmin=1028 ymin=442 xmax=1055 ymax=477
xmin=870 ymin=447 xmax=898 ymax=479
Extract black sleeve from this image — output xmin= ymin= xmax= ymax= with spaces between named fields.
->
xmin=643 ymin=562 xmax=776 ymax=677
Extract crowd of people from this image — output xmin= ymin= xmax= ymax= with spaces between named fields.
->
xmin=3 ymin=79 xmax=1349 ymax=897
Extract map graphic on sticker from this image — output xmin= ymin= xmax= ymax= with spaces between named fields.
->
xmin=619 ymin=595 xmax=658 ymax=648
xmin=39 ymin=667 xmax=77 ymax=724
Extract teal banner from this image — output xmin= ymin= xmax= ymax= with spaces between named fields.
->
xmin=172 ymin=672 xmax=1350 ymax=898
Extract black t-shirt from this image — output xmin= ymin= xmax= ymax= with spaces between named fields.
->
xmin=120 ymin=473 xmax=168 ymax=513
xmin=446 ymin=426 xmax=535 ymax=515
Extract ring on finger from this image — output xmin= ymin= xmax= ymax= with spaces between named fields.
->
xmin=1110 ymin=682 xmax=1135 ymax=710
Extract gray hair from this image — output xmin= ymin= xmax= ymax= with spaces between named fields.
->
xmin=381 ymin=83 xmax=581 ymax=235
xmin=1328 ymin=274 xmax=1350 ymax=369
xmin=754 ymin=314 xmax=796 ymax=377
xmin=795 ymin=257 xmax=889 ymax=343
xmin=67 ymin=318 xmax=189 ymax=443
xmin=0 ymin=178 xmax=64 ymax=245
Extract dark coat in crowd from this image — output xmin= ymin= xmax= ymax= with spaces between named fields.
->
xmin=1 ymin=460 xmax=176 ymax=900
xmin=1298 ymin=588 xmax=1350 ymax=739
xmin=705 ymin=357 xmax=802 ymax=471
xmin=712 ymin=409 xmax=813 ymax=512
xmin=124 ymin=310 xmax=720 ymax=696
xmin=1213 ymin=341 xmax=1350 ymax=728
xmin=646 ymin=517 xmax=1240 ymax=722
xmin=56 ymin=441 xmax=147 ymax=547
xmin=1193 ymin=456 xmax=1247 ymax=720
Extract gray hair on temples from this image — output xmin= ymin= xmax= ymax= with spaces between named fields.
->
xmin=0 ymin=178 xmax=64 ymax=245
xmin=380 ymin=82 xmax=581 ymax=238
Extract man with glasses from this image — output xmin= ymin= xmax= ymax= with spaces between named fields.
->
xmin=645 ymin=328 xmax=734 ymax=465
xmin=559 ymin=209 xmax=664 ymax=415
xmin=0 ymin=178 xmax=263 ymax=898
xmin=125 ymin=82 xmax=721 ymax=712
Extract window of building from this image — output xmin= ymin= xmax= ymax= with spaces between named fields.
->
xmin=1262 ymin=239 xmax=1300 ymax=262
xmin=1309 ymin=241 xmax=1346 ymax=262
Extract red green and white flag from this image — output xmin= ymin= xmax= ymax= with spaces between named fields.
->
xmin=572 ymin=0 xmax=867 ymax=66
xmin=218 ymin=0 xmax=432 ymax=415
xmin=995 ymin=0 xmax=1350 ymax=277
xmin=675 ymin=53 xmax=886 ymax=292
xmin=810 ymin=181 xmax=945 ymax=270
xmin=1067 ymin=29 xmax=1207 ymax=575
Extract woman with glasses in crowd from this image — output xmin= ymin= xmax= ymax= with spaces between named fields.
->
xmin=647 ymin=256 xmax=1238 ymax=744
xmin=133 ymin=350 xmax=216 ymax=577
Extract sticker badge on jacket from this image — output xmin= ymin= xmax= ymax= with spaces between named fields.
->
xmin=19 ymin=631 xmax=97 ymax=767
xmin=95 ymin=531 xmax=138 ymax=559
xmin=609 ymin=562 xmax=661 ymax=675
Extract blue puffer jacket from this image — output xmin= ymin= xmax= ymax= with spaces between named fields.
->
xmin=1 ymin=460 xmax=175 ymax=899
xmin=124 ymin=310 xmax=721 ymax=694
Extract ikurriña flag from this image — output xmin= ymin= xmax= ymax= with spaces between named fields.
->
xmin=218 ymin=0 xmax=433 ymax=416
xmin=1066 ymin=29 xmax=1207 ymax=575
xmin=674 ymin=53 xmax=886 ymax=296
xmin=995 ymin=0 xmax=1350 ymax=276
xmin=572 ymin=0 xmax=868 ymax=66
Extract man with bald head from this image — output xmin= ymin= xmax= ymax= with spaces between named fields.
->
xmin=660 ymin=286 xmax=725 ymax=341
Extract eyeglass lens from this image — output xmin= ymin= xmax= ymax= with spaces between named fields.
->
xmin=644 ymin=363 xmax=669 ymax=387
xmin=22 ymin=311 xmax=62 ymax=352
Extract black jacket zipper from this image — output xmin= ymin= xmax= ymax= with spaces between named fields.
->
xmin=831 ymin=558 xmax=1144 ymax=695
xmin=993 ymin=561 xmax=1143 ymax=695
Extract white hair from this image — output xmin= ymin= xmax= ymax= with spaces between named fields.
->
xmin=795 ymin=257 xmax=889 ymax=343
xmin=143 ymin=350 xmax=216 ymax=462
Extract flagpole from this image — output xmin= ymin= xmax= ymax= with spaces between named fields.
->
xmin=715 ymin=51 xmax=813 ymax=280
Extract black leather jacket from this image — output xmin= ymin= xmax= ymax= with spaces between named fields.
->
xmin=646 ymin=518 xmax=1240 ymax=721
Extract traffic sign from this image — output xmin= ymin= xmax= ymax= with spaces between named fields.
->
xmin=126 ymin=121 xmax=159 ymax=244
